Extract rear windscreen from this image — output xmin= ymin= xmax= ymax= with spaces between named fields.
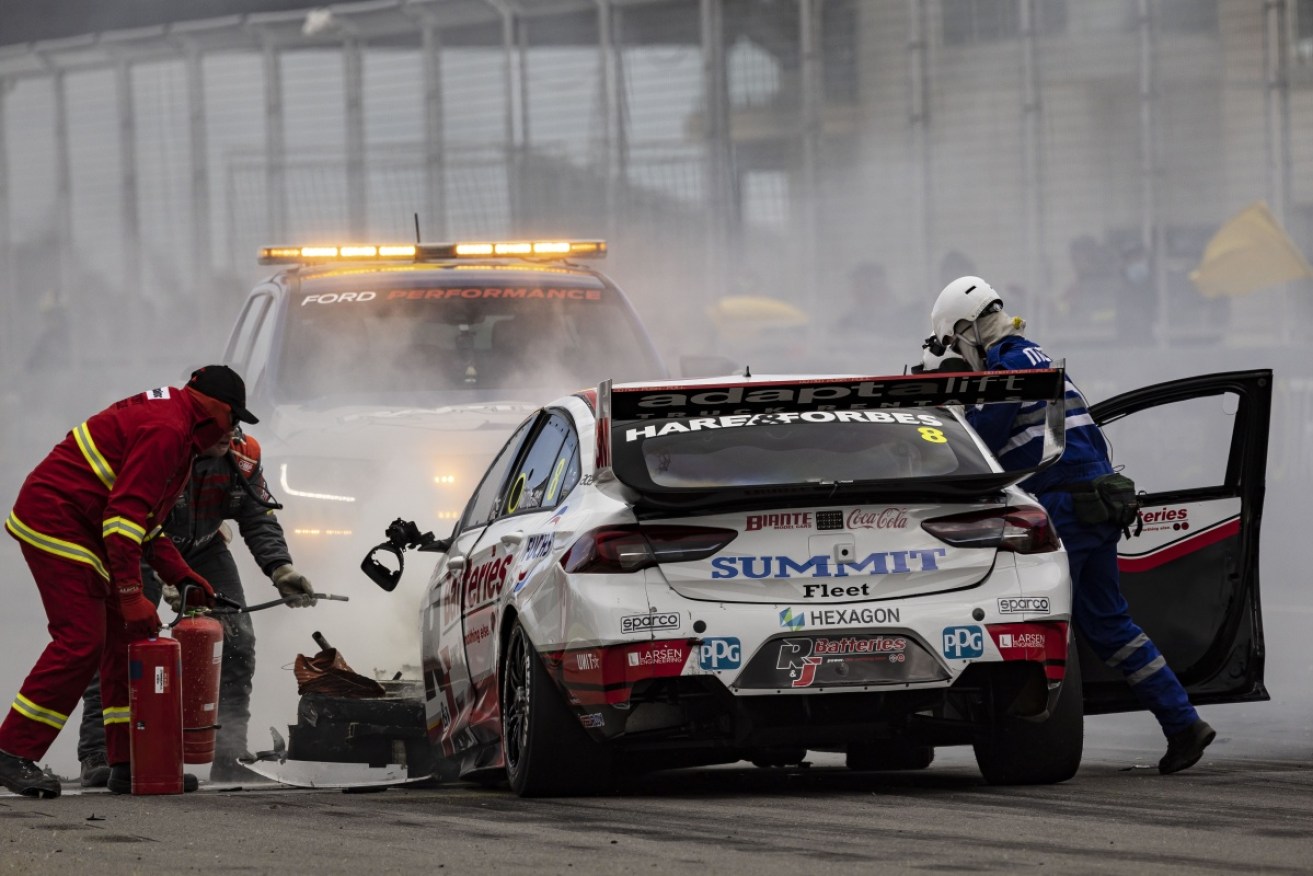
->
xmin=277 ymin=272 xmax=663 ymax=402
xmin=616 ymin=410 xmax=994 ymax=489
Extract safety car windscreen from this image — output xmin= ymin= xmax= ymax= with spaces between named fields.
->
xmin=277 ymin=273 xmax=663 ymax=402
xmin=619 ymin=410 xmax=993 ymax=490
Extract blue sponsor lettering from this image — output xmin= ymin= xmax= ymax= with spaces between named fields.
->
xmin=777 ymin=556 xmax=830 ymax=577
xmin=698 ymin=637 xmax=742 ymax=670
xmin=841 ymin=553 xmax=889 ymax=575
xmin=942 ymin=625 xmax=984 ymax=659
xmin=715 ymin=550 xmax=946 ymax=580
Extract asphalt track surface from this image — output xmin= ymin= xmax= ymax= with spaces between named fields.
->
xmin=2 ymin=697 xmax=1310 ymax=876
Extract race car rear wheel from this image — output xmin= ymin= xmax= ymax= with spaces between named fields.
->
xmin=972 ymin=637 xmax=1084 ymax=785
xmin=501 ymin=619 xmax=613 ymax=797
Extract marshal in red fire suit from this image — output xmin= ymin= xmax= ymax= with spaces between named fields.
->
xmin=1 ymin=384 xmax=232 ymax=771
xmin=78 ymin=433 xmax=300 ymax=777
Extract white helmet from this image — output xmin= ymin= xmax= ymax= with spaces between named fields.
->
xmin=930 ymin=276 xmax=1002 ymax=345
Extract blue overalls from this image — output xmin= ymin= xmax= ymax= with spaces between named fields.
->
xmin=967 ymin=336 xmax=1199 ymax=736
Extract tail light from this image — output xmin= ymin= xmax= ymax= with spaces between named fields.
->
xmin=561 ymin=525 xmax=738 ymax=574
xmin=921 ymin=506 xmax=1059 ymax=554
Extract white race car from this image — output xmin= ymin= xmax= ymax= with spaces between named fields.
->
xmin=360 ymin=368 xmax=1271 ymax=796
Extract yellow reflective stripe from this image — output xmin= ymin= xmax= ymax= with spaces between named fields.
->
xmin=12 ymin=693 xmax=68 ymax=730
xmin=6 ymin=512 xmax=110 ymax=581
xmin=102 ymin=706 xmax=130 ymax=726
xmin=103 ymin=517 xmax=146 ymax=544
xmin=147 ymin=525 xmax=163 ymax=540
xmin=73 ymin=422 xmax=116 ymax=490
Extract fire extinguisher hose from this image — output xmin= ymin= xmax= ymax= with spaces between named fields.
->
xmin=167 ymin=584 xmax=348 ymax=628
xmin=216 ymin=593 xmax=350 ymax=614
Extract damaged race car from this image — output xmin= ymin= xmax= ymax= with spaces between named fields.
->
xmin=350 ymin=368 xmax=1269 ymax=796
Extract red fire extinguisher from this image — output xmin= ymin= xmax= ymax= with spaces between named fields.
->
xmin=174 ymin=612 xmax=225 ymax=764
xmin=127 ymin=635 xmax=184 ymax=795
xmin=125 ymin=585 xmax=335 ymax=792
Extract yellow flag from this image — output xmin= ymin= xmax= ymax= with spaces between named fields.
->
xmin=1190 ymin=201 xmax=1313 ymax=298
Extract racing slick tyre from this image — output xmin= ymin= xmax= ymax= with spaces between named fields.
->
xmin=846 ymin=740 xmax=934 ymax=771
xmin=972 ymin=638 xmax=1084 ymax=786
xmin=501 ymin=619 xmax=614 ymax=797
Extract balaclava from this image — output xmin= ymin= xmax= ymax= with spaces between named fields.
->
xmin=954 ymin=307 xmax=1026 ymax=370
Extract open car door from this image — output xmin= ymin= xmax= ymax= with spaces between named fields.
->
xmin=1080 ymin=370 xmax=1272 ymax=713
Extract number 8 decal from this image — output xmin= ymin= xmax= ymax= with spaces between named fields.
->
xmin=918 ymin=427 xmax=947 ymax=444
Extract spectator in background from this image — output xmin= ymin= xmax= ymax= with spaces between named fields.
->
xmin=836 ymin=262 xmax=922 ymax=344
xmin=835 ymin=262 xmax=890 ymax=334
xmin=1116 ymin=241 xmax=1156 ymax=343
xmin=1064 ymin=235 xmax=1122 ymax=334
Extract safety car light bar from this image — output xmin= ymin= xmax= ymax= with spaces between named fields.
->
xmin=259 ymin=239 xmax=605 ymax=265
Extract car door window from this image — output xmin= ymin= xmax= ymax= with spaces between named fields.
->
xmin=1100 ymin=394 xmax=1235 ymax=494
xmin=558 ymin=442 xmax=581 ymax=502
xmin=501 ymin=412 xmax=578 ymax=517
xmin=458 ymin=417 xmax=536 ymax=533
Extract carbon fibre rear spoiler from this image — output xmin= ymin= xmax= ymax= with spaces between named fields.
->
xmin=593 ymin=368 xmax=1067 ymax=488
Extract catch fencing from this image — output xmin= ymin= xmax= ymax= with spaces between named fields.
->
xmin=1 ymin=0 xmax=1312 ymax=468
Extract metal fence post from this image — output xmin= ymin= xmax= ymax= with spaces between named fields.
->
xmin=701 ymin=0 xmax=731 ymax=295
xmin=908 ymin=0 xmax=933 ymax=296
xmin=613 ymin=5 xmax=630 ymax=204
xmin=486 ymin=1 xmax=520 ymax=229
xmin=518 ymin=14 xmax=530 ymax=173
xmin=0 ymin=79 xmax=10 ymax=378
xmin=260 ymin=34 xmax=287 ymax=242
xmin=52 ymin=68 xmax=77 ymax=368
xmin=116 ymin=61 xmax=142 ymax=306
xmin=344 ymin=37 xmax=366 ymax=239
xmin=596 ymin=0 xmax=617 ymax=238
xmin=1019 ymin=0 xmax=1047 ymax=321
xmin=1138 ymin=0 xmax=1165 ymax=347
xmin=419 ymin=18 xmax=447 ymax=240
xmin=184 ymin=43 xmax=212 ymax=281
xmin=800 ymin=0 xmax=822 ymax=315
xmin=1265 ymin=0 xmax=1292 ymax=227
xmin=1265 ymin=0 xmax=1294 ymax=342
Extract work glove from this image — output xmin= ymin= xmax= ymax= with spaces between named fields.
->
xmin=162 ymin=583 xmax=183 ymax=613
xmin=918 ymin=337 xmax=971 ymax=374
xmin=271 ymin=564 xmax=316 ymax=608
xmin=118 ymin=584 xmax=162 ymax=640
xmin=177 ymin=573 xmax=217 ymax=609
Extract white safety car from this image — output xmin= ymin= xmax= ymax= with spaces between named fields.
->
xmin=221 ymin=239 xmax=668 ymax=571
xmin=357 ymin=368 xmax=1269 ymax=795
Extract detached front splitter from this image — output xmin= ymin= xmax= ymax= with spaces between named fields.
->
xmin=244 ymin=758 xmax=428 ymax=790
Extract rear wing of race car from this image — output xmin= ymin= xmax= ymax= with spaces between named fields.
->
xmin=593 ymin=368 xmax=1068 ymax=498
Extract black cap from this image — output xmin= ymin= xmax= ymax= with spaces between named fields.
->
xmin=188 ymin=365 xmax=259 ymax=425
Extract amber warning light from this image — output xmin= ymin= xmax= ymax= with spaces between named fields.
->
xmin=259 ymin=240 xmax=605 ymax=265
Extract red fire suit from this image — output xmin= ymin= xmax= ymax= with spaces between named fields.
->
xmin=1 ymin=385 xmax=229 ymax=765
